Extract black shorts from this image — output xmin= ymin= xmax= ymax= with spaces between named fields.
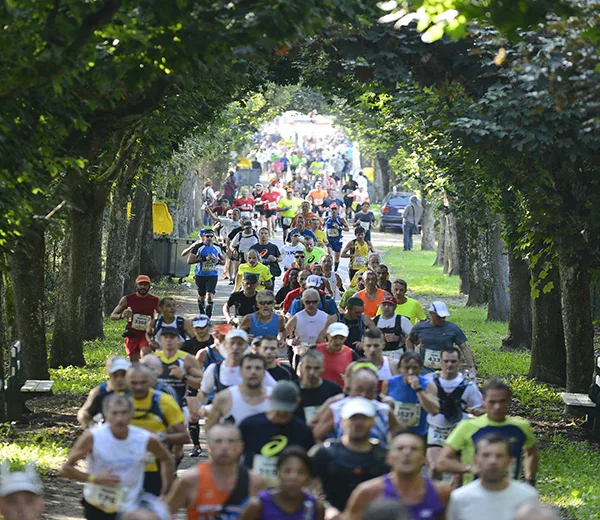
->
xmin=256 ymin=206 xmax=266 ymax=216
xmin=82 ymin=500 xmax=117 ymax=520
xmin=195 ymin=275 xmax=218 ymax=296
xmin=265 ymin=209 xmax=276 ymax=218
xmin=143 ymin=471 xmax=162 ymax=496
xmin=343 ymin=197 xmax=354 ymax=208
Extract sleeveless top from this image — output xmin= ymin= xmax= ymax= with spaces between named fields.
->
xmin=250 ymin=313 xmax=280 ymax=337
xmin=156 ymin=350 xmax=188 ymax=407
xmin=125 ymin=293 xmax=159 ymax=338
xmin=257 ymin=490 xmax=318 ymax=520
xmin=84 ymin=424 xmax=150 ymax=513
xmin=349 ymin=240 xmax=369 ymax=270
xmin=323 ymin=270 xmax=339 ymax=301
xmin=325 ymin=216 xmax=343 ymax=241
xmin=227 ymin=385 xmax=272 ymax=425
xmin=382 ymin=474 xmax=444 ymax=520
xmin=155 ymin=314 xmax=186 ymax=342
xmin=294 ymin=310 xmax=329 ymax=345
xmin=187 ymin=462 xmax=250 ymax=520
xmin=330 ymin=397 xmax=391 ymax=448
xmin=376 ymin=357 xmax=394 ymax=392
xmin=386 ymin=375 xmax=429 ymax=437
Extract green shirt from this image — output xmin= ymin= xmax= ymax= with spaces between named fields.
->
xmin=278 ymin=197 xmax=303 ymax=218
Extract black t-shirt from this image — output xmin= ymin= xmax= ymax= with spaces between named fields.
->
xmin=294 ymin=379 xmax=342 ymax=423
xmin=275 ymin=284 xmax=292 ymax=304
xmin=239 ymin=413 xmax=315 ymax=470
xmin=311 ymin=441 xmax=390 ymax=510
xmin=268 ymin=364 xmax=295 ymax=382
xmin=342 ymin=316 xmax=364 ymax=351
xmin=228 ymin=226 xmax=243 ymax=242
xmin=250 ymin=242 xmax=282 ymax=277
xmin=354 ymin=212 xmax=376 ymax=231
xmin=181 ymin=336 xmax=214 ymax=356
xmin=227 ymin=291 xmax=258 ymax=317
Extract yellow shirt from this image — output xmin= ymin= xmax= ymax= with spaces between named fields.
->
xmin=131 ymin=388 xmax=185 ymax=471
xmin=277 ymin=197 xmax=303 ymax=218
xmin=376 ymin=296 xmax=426 ymax=324
xmin=350 ymin=240 xmax=369 ymax=271
xmin=235 ymin=263 xmax=273 ymax=291
xmin=312 ymin=229 xmax=328 ymax=248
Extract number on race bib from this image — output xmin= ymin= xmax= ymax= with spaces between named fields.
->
xmin=84 ymin=484 xmax=125 ymax=514
xmin=394 ymin=401 xmax=421 ymax=427
xmin=359 ymin=221 xmax=370 ymax=231
xmin=303 ymin=406 xmax=319 ymax=424
xmin=202 ymin=260 xmax=215 ymax=271
xmin=423 ymin=349 xmax=441 ymax=369
xmin=427 ymin=424 xmax=455 ymax=445
xmin=253 ymin=455 xmax=280 ymax=488
xmin=268 ymin=202 xmax=277 ymax=210
xmin=131 ymin=314 xmax=151 ymax=331
xmin=353 ymin=256 xmax=367 ymax=268
xmin=283 ymin=217 xmax=293 ymax=226
xmin=327 ymin=228 xmax=340 ymax=238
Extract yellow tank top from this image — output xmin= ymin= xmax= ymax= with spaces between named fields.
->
xmin=351 ymin=240 xmax=369 ymax=270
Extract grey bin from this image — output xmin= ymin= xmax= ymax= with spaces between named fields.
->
xmin=236 ymin=168 xmax=261 ymax=187
xmin=153 ymin=237 xmax=195 ymax=278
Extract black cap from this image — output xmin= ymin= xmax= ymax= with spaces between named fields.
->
xmin=244 ymin=272 xmax=259 ymax=282
xmin=243 ymin=220 xmax=253 ymax=228
xmin=158 ymin=326 xmax=179 ymax=337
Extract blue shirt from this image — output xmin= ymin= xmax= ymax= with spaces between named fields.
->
xmin=387 ymin=375 xmax=429 ymax=437
xmin=286 ymin=228 xmax=316 ymax=243
xmin=192 ymin=244 xmax=222 ymax=277
xmin=289 ymin=295 xmax=338 ymax=316
xmin=325 ymin=216 xmax=344 ymax=242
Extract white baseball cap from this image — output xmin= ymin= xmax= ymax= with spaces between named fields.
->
xmin=0 ymin=462 xmax=43 ymax=497
xmin=428 ymin=301 xmax=450 ymax=317
xmin=341 ymin=397 xmax=376 ymax=419
xmin=306 ymin=275 xmax=323 ymax=288
xmin=327 ymin=322 xmax=350 ymax=338
xmin=192 ymin=314 xmax=210 ymax=328
xmin=226 ymin=328 xmax=249 ymax=342
xmin=109 ymin=357 xmax=132 ymax=374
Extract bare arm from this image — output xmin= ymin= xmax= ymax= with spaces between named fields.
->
xmin=110 ymin=296 xmax=128 ymax=320
xmin=205 ymin=391 xmax=230 ymax=431
xmin=165 ymin=422 xmax=190 ymax=446
xmin=181 ymin=240 xmax=202 ymax=257
xmin=435 ymin=444 xmax=471 ymax=475
xmin=183 ymin=319 xmax=196 ymax=340
xmin=183 ymin=354 xmax=204 ymax=390
xmin=316 ymin=314 xmax=338 ymax=344
xmin=524 ymin=443 xmax=539 ymax=481
xmin=340 ymin=241 xmax=353 ymax=259
xmin=344 ymin=482 xmax=383 ymax=520
xmin=285 ymin=315 xmax=298 ymax=338
xmin=312 ymin=408 xmax=335 ymax=442
xmin=419 ymin=381 xmax=440 ymax=415
xmin=239 ymin=497 xmax=262 ymax=520
xmin=77 ymin=387 xmax=100 ymax=427
xmin=147 ymin=436 xmax=175 ymax=496
xmin=223 ymin=301 xmax=235 ymax=324
xmin=240 ymin=314 xmax=252 ymax=332
xmin=457 ymin=343 xmax=476 ymax=368
xmin=60 ymin=431 xmax=94 ymax=482
xmin=362 ymin=315 xmax=377 ymax=331
xmin=166 ymin=472 xmax=196 ymax=513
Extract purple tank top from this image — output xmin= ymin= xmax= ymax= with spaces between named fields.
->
xmin=382 ymin=474 xmax=444 ymax=520
xmin=258 ymin=490 xmax=317 ymax=520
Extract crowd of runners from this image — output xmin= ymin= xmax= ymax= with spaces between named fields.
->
xmin=0 ymin=142 xmax=556 ymax=520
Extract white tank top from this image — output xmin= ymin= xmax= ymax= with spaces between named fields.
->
xmin=84 ymin=423 xmax=150 ymax=512
xmin=377 ymin=356 xmax=394 ymax=382
xmin=295 ymin=309 xmax=329 ymax=345
xmin=227 ymin=384 xmax=272 ymax=425
xmin=323 ymin=271 xmax=339 ymax=301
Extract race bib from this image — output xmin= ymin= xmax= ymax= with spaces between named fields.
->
xmin=202 ymin=259 xmax=215 ymax=271
xmin=353 ymin=256 xmax=367 ymax=268
xmin=303 ymin=406 xmax=319 ymax=424
xmin=84 ymin=484 xmax=124 ymax=514
xmin=423 ymin=348 xmax=441 ymax=369
xmin=359 ymin=220 xmax=371 ymax=231
xmin=267 ymin=202 xmax=277 ymax=209
xmin=327 ymin=227 xmax=340 ymax=238
xmin=283 ymin=217 xmax=293 ymax=226
xmin=131 ymin=314 xmax=151 ymax=331
xmin=427 ymin=424 xmax=454 ymax=446
xmin=293 ymin=343 xmax=312 ymax=356
xmin=394 ymin=401 xmax=421 ymax=427
xmin=382 ymin=349 xmax=402 ymax=361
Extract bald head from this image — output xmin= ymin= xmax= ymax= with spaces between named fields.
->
xmin=207 ymin=422 xmax=241 ymax=443
xmin=140 ymin=355 xmax=162 ymax=379
xmin=513 ymin=503 xmax=557 ymax=520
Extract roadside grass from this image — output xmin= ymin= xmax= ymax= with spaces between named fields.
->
xmin=384 ymin=245 xmax=598 ymax=519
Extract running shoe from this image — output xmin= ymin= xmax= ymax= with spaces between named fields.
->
xmin=190 ymin=445 xmax=203 ymax=457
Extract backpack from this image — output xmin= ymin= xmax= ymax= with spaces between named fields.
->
xmin=433 ymin=374 xmax=469 ymax=423
xmin=154 ymin=315 xmax=186 ymax=338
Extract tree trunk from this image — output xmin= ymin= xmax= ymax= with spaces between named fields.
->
xmin=558 ymin=251 xmax=594 ymax=392
xmin=487 ymin=223 xmax=510 ymax=322
xmin=528 ymin=261 xmax=566 ymax=385
xmin=7 ymin=231 xmax=50 ymax=379
xmin=456 ymin=219 xmax=469 ymax=294
xmin=420 ymin=191 xmax=435 ymax=251
xmin=0 ymin=259 xmax=9 ymax=421
xmin=466 ymin=226 xmax=489 ymax=306
xmin=502 ymin=246 xmax=532 ymax=349
xmin=444 ymin=213 xmax=460 ymax=276
xmin=434 ymin=214 xmax=446 ymax=267
xmin=82 ymin=201 xmax=105 ymax=340
xmin=104 ymin=159 xmax=138 ymax=315
xmin=375 ymin=151 xmax=392 ymax=201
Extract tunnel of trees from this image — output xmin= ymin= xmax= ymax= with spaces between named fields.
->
xmin=0 ymin=0 xmax=599 ymax=397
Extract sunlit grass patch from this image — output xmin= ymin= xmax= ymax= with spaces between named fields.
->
xmin=0 ymin=440 xmax=68 ymax=475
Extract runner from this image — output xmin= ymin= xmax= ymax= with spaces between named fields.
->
xmin=344 ymin=432 xmax=451 ymax=520
xmin=307 ymin=181 xmax=328 ymax=214
xmin=77 ymin=356 xmax=131 ymax=427
xmin=314 ymin=323 xmax=359 ymax=388
xmin=295 ymin=350 xmax=342 ymax=424
xmin=205 ymin=353 xmax=274 ymax=428
xmin=435 ymin=378 xmax=538 ymax=484
xmin=233 ymin=249 xmax=273 ymax=292
xmin=0 ymin=463 xmax=45 ymax=520
xmin=204 ymin=206 xmax=241 ymax=280
xmin=278 ymin=188 xmax=303 ymax=238
xmin=339 ymin=272 xmax=365 ymax=311
xmin=196 ymin=323 xmax=229 ymax=369
xmin=110 ymin=275 xmax=159 ymax=362
xmin=293 ymin=201 xmax=319 ymax=227
xmin=281 ymin=269 xmax=311 ymax=313
xmin=145 ymin=297 xmax=194 ymax=352
xmin=383 ymin=352 xmax=439 ymax=438
xmin=139 ymin=355 xmax=180 ymax=402
xmin=341 ymin=227 xmax=373 ymax=281
xmin=426 ymin=347 xmax=484 ymax=478
xmin=185 ymin=229 xmax=225 ymax=317
xmin=254 ymin=335 xmax=294 ymax=381
xmin=302 ymin=236 xmax=326 ymax=267
xmin=260 ymin=184 xmax=280 ymax=235
xmin=334 ymin=297 xmax=377 ymax=353
xmin=319 ymin=255 xmax=344 ymax=302
xmin=276 ymin=268 xmax=300 ymax=305
xmin=233 ymin=189 xmax=256 ymax=220
xmin=373 ymin=295 xmax=412 ymax=356
xmin=224 ymin=272 xmax=259 ymax=324
xmin=375 ymin=264 xmax=392 ymax=293
xmin=308 ymin=216 xmax=328 ymax=249
xmin=324 ymin=204 xmax=349 ymax=271
xmin=181 ymin=314 xmax=213 ymax=356
xmin=361 ymin=328 xmax=397 ymax=391
xmin=406 ymin=300 xmax=476 ymax=374
xmin=231 ymin=221 xmax=260 ymax=271
xmin=310 ymin=397 xmax=390 ymax=518
xmin=286 ymin=215 xmax=317 ymax=246
xmin=368 ymin=253 xmax=381 ymax=272
xmin=356 ymin=270 xmax=387 ymax=319
xmin=341 ymin=179 xmax=358 ymax=219
xmin=288 ymin=276 xmax=338 ymax=316
xmin=253 ymin=183 xmax=266 ymax=228
xmin=388 ymin=279 xmax=426 ymax=324
xmin=61 ymin=393 xmax=174 ymax=519
xmin=250 ymin=228 xmax=282 ymax=281
xmin=127 ymin=364 xmax=188 ymax=496
xmin=240 ymin=290 xmax=285 ymax=342
xmin=239 ymin=447 xmax=324 ymax=520
xmin=446 ymin=434 xmax=538 ymax=520
xmin=281 ymin=232 xmax=304 ymax=271
xmin=239 ymin=381 xmax=314 ymax=488
xmin=166 ymin=423 xmax=265 ymax=519
xmin=353 ymin=202 xmax=377 ymax=243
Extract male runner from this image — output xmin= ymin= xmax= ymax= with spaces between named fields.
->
xmin=166 ymin=423 xmax=265 ymax=519
xmin=320 ymin=254 xmax=344 ymax=301
xmin=145 ymin=296 xmax=194 ymax=352
xmin=224 ymin=272 xmax=259 ymax=324
xmin=308 ymin=216 xmax=328 ymax=248
xmin=0 ymin=463 xmax=44 ymax=520
xmin=390 ymin=279 xmax=427 ymax=324
xmin=302 ymin=236 xmax=326 ymax=266
xmin=310 ymin=397 xmax=390 ymax=518
xmin=254 ymin=335 xmax=294 ymax=381
xmin=61 ymin=393 xmax=174 ymax=518
xmin=376 ymin=264 xmax=392 ymax=292
xmin=233 ymin=249 xmax=273 ymax=292
xmin=314 ymin=323 xmax=359 ymax=388
xmin=110 ymin=275 xmax=159 ymax=362
xmin=185 ymin=229 xmax=225 ymax=317
xmin=249 ymin=227 xmax=282 ymax=280
xmin=356 ymin=270 xmax=387 ymax=319
xmin=344 ymin=432 xmax=451 ymax=520
xmin=205 ymin=353 xmax=273 ymax=428
xmin=447 ymin=434 xmax=538 ymax=520
xmin=361 ymin=328 xmax=397 ymax=391
xmin=181 ymin=314 xmax=213 ymax=356
xmin=332 ymin=297 xmax=377 ymax=352
xmin=324 ymin=204 xmax=349 ymax=271
xmin=373 ymin=295 xmax=412 ymax=357
xmin=285 ymin=215 xmax=316 ymax=245
xmin=277 ymin=188 xmax=303 ymax=237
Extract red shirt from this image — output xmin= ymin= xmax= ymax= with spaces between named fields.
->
xmin=125 ymin=293 xmax=159 ymax=338
xmin=233 ymin=197 xmax=255 ymax=212
xmin=261 ymin=192 xmax=280 ymax=211
xmin=315 ymin=343 xmax=356 ymax=387
xmin=283 ymin=287 xmax=302 ymax=312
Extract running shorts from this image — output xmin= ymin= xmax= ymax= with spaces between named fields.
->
xmin=125 ymin=335 xmax=149 ymax=356
xmin=195 ymin=275 xmax=218 ymax=296
xmin=328 ymin=239 xmax=343 ymax=253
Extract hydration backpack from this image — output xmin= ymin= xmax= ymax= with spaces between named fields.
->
xmin=433 ymin=374 xmax=468 ymax=423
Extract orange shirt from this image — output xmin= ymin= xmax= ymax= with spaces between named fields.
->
xmin=356 ymin=288 xmax=386 ymax=318
xmin=292 ymin=211 xmax=319 ymax=227
xmin=307 ymin=189 xmax=328 ymax=206
xmin=187 ymin=463 xmax=236 ymax=520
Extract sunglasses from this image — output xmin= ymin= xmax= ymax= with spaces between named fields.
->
xmin=258 ymin=301 xmax=275 ymax=305
xmin=304 ymin=300 xmax=319 ymax=304
xmin=295 ymin=255 xmax=305 ymax=258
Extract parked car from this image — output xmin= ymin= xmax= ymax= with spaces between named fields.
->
xmin=379 ymin=192 xmax=416 ymax=233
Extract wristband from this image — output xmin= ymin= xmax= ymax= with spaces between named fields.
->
xmin=182 ymin=374 xmax=188 ymax=383
xmin=415 ymin=387 xmax=424 ymax=393
xmin=88 ymin=474 xmax=97 ymax=483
